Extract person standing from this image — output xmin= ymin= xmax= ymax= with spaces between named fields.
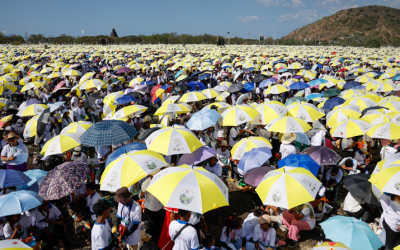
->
xmin=169 ymin=209 xmax=200 ymax=250
xmin=1 ymin=133 xmax=29 ymax=171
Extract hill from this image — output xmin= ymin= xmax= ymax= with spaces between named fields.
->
xmin=280 ymin=5 xmax=400 ymax=47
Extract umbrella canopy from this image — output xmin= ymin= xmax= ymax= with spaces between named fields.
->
xmin=326 ymin=108 xmax=361 ymax=127
xmin=0 ymin=190 xmax=43 ymax=217
xmin=16 ymin=104 xmax=48 ymax=117
xmin=252 ymin=101 xmax=288 ymax=125
xmin=243 ymin=166 xmax=274 ymax=187
xmin=323 ymin=97 xmax=345 ymax=110
xmin=105 ymin=142 xmax=147 ymax=167
xmin=36 ymin=107 xmax=50 ymax=137
xmin=231 ymin=136 xmax=272 ymax=160
xmin=320 ymin=216 xmax=383 ymax=250
xmin=137 ymin=127 xmax=162 ymax=141
xmin=366 ymin=122 xmax=400 ymax=139
xmin=376 ymin=153 xmax=400 ymax=171
xmin=146 ymin=165 xmax=229 ymax=214
xmin=101 ymin=150 xmax=167 ymax=191
xmin=154 ymin=103 xmax=191 ymax=116
xmin=81 ymin=120 xmax=138 ymax=147
xmin=177 ymin=146 xmax=217 ymax=166
xmin=278 ymin=154 xmax=320 ymax=177
xmin=314 ymin=242 xmax=351 ymax=250
xmin=145 ymin=127 xmax=203 ymax=155
xmin=0 ymin=239 xmax=32 ymax=250
xmin=287 ymin=102 xmax=324 ymax=122
xmin=265 ymin=116 xmax=312 ymax=133
xmin=0 ymin=169 xmax=31 ymax=189
xmin=40 ymin=133 xmax=81 ymax=157
xmin=256 ymin=166 xmax=321 ymax=209
xmin=221 ymin=105 xmax=259 ymax=126
xmin=186 ymin=109 xmax=220 ymax=131
xmin=114 ymin=94 xmax=137 ymax=105
xmin=112 ymin=105 xmax=148 ymax=119
xmin=39 ymin=161 xmax=90 ymax=200
xmin=343 ymin=174 xmax=380 ymax=206
xmin=60 ymin=121 xmax=93 ymax=136
xmin=238 ymin=147 xmax=272 ymax=173
xmin=227 ymin=83 xmax=244 ymax=93
xmin=369 ymin=166 xmax=400 ymax=195
xmin=300 ymin=146 xmax=341 ymax=166
xmin=179 ymin=91 xmax=207 ymax=102
xmin=18 ymin=169 xmax=48 ymax=190
xmin=172 ymin=84 xmax=192 ymax=92
xmin=323 ymin=88 xmax=342 ymax=98
xmin=330 ymin=118 xmax=372 ymax=138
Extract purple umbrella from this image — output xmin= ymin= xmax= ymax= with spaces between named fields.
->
xmin=116 ymin=67 xmax=131 ymax=74
xmin=38 ymin=161 xmax=90 ymax=200
xmin=300 ymin=146 xmax=341 ymax=166
xmin=243 ymin=166 xmax=274 ymax=187
xmin=214 ymin=85 xmax=228 ymax=92
xmin=177 ymin=146 xmax=217 ymax=165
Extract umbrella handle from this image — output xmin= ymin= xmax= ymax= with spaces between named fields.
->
xmin=161 ymin=240 xmax=172 ymax=250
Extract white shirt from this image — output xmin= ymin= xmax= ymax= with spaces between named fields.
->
xmin=343 ymin=192 xmax=363 ymax=213
xmin=71 ymin=96 xmax=79 ymax=108
xmin=380 ymin=193 xmax=400 ymax=232
xmin=325 ymin=168 xmax=343 ymax=183
xmin=141 ymin=178 xmax=163 ymax=211
xmin=205 ymin=163 xmax=222 ymax=177
xmin=188 ymin=212 xmax=202 ymax=226
xmin=32 ymin=204 xmax=62 ymax=230
xmin=243 ymin=212 xmax=259 ymax=240
xmin=169 ymin=220 xmax=200 ymax=250
xmin=279 ymin=143 xmax=297 ymax=159
xmin=380 ymin=145 xmax=397 ymax=160
xmin=71 ymin=152 xmax=89 ymax=164
xmin=1 ymin=142 xmax=29 ymax=165
xmin=216 ymin=148 xmax=230 ymax=166
xmin=73 ymin=107 xmax=86 ymax=121
xmin=229 ymin=127 xmax=240 ymax=147
xmin=296 ymin=203 xmax=316 ymax=229
xmin=338 ymin=157 xmax=358 ymax=173
xmin=3 ymin=215 xmax=31 ymax=239
xmin=91 ymin=220 xmax=114 ymax=250
xmin=341 ymin=138 xmax=354 ymax=152
xmin=87 ymin=192 xmax=102 ymax=213
xmin=220 ymin=225 xmax=246 ymax=245
xmin=116 ymin=200 xmax=142 ymax=245
xmin=253 ymin=224 xmax=276 ymax=249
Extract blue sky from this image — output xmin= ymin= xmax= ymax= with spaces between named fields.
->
xmin=1 ymin=0 xmax=399 ymax=39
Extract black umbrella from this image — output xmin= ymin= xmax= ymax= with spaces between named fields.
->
xmin=137 ymin=127 xmax=162 ymax=141
xmin=361 ymin=106 xmax=389 ymax=116
xmin=343 ymin=173 xmax=380 ymax=206
xmin=84 ymin=92 xmax=100 ymax=109
xmin=172 ymin=84 xmax=192 ymax=92
xmin=37 ymin=107 xmax=50 ymax=137
xmin=227 ymin=83 xmax=244 ymax=93
xmin=127 ymin=92 xmax=142 ymax=98
xmin=3 ymin=101 xmax=21 ymax=111
xmin=140 ymin=85 xmax=153 ymax=93
xmin=322 ymin=88 xmax=342 ymax=98
xmin=253 ymin=74 xmax=268 ymax=83
xmin=345 ymin=75 xmax=358 ymax=81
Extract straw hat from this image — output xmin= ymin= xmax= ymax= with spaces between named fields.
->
xmin=143 ymin=116 xmax=152 ymax=122
xmin=220 ymin=140 xmax=229 ymax=147
xmin=5 ymin=133 xmax=20 ymax=142
xmin=257 ymin=214 xmax=271 ymax=224
xmin=281 ymin=133 xmax=296 ymax=144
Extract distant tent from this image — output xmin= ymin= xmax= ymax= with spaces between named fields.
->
xmin=110 ymin=29 xmax=118 ymax=38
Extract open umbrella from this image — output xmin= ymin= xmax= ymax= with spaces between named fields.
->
xmin=17 ymin=169 xmax=48 ymax=191
xmin=265 ymin=116 xmax=312 ymax=133
xmin=16 ymin=104 xmax=48 ymax=117
xmin=177 ymin=146 xmax=217 ymax=166
xmin=84 ymin=92 xmax=100 ymax=109
xmin=369 ymin=166 xmax=400 ymax=195
xmin=179 ymin=91 xmax=208 ymax=102
xmin=106 ymin=142 xmax=147 ymax=167
xmin=300 ymin=146 xmax=341 ymax=166
xmin=227 ymin=83 xmax=244 ymax=93
xmin=314 ymin=242 xmax=351 ymax=250
xmin=252 ymin=101 xmax=288 ymax=125
xmin=146 ymin=165 xmax=229 ymax=214
xmin=154 ymin=103 xmax=191 ymax=116
xmin=81 ymin=120 xmax=138 ymax=147
xmin=137 ymin=127 xmax=162 ymax=141
xmin=287 ymin=102 xmax=324 ymax=122
xmin=172 ymin=84 xmax=192 ymax=92
xmin=145 ymin=127 xmax=202 ymax=155
xmin=330 ymin=118 xmax=372 ymax=138
xmin=323 ymin=97 xmax=345 ymax=110
xmin=112 ymin=105 xmax=148 ymax=119
xmin=0 ymin=190 xmax=43 ymax=217
xmin=114 ymin=94 xmax=137 ymax=105
xmin=0 ymin=240 xmax=32 ymax=250
xmin=231 ymin=137 xmax=272 ymax=160
xmin=343 ymin=174 xmax=380 ymax=206
xmin=243 ymin=166 xmax=274 ymax=187
xmin=278 ymin=154 xmax=320 ymax=177
xmin=323 ymin=88 xmax=342 ymax=98
xmin=320 ymin=216 xmax=383 ymax=250
xmin=238 ymin=147 xmax=272 ymax=173
xmin=38 ymin=161 xmax=90 ymax=200
xmin=40 ymin=133 xmax=81 ymax=157
xmin=221 ymin=105 xmax=259 ymax=126
xmin=0 ymin=169 xmax=31 ymax=189
xmin=101 ymin=150 xmax=167 ymax=191
xmin=253 ymin=74 xmax=268 ymax=83
xmin=186 ymin=109 xmax=220 ymax=131
xmin=60 ymin=121 xmax=93 ymax=136
xmin=256 ymin=166 xmax=321 ymax=209
xmin=366 ymin=122 xmax=400 ymax=139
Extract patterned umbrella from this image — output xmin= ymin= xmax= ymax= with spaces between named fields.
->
xmin=38 ymin=162 xmax=90 ymax=200
xmin=300 ymin=146 xmax=341 ymax=166
xmin=81 ymin=120 xmax=138 ymax=147
xmin=0 ymin=169 xmax=31 ymax=188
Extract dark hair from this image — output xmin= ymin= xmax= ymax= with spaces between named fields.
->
xmin=92 ymin=199 xmax=111 ymax=216
xmin=201 ymin=233 xmax=214 ymax=247
xmin=344 ymin=159 xmax=353 ymax=168
xmin=178 ymin=209 xmax=190 ymax=217
xmin=86 ymin=182 xmax=97 ymax=190
xmin=331 ymin=167 xmax=339 ymax=175
xmin=224 ymin=216 xmax=243 ymax=237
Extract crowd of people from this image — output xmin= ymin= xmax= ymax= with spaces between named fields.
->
xmin=0 ymin=44 xmax=399 ymax=250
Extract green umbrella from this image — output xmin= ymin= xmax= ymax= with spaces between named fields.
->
xmin=285 ymin=96 xmax=307 ymax=106
xmin=323 ymin=88 xmax=342 ymax=98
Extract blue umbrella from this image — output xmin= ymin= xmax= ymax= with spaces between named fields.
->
xmin=48 ymin=101 xmax=65 ymax=112
xmin=278 ymin=154 xmax=319 ymax=177
xmin=277 ymin=68 xmax=288 ymax=73
xmin=187 ymin=81 xmax=206 ymax=91
xmin=289 ymin=81 xmax=309 ymax=90
xmin=0 ymin=169 xmax=31 ymax=189
xmin=238 ymin=148 xmax=272 ymax=173
xmin=308 ymin=79 xmax=328 ymax=87
xmin=186 ymin=109 xmax=220 ymax=131
xmin=342 ymin=81 xmax=362 ymax=90
xmin=0 ymin=190 xmax=43 ymax=217
xmin=245 ymin=67 xmax=256 ymax=72
xmin=198 ymin=72 xmax=211 ymax=80
xmin=17 ymin=170 xmax=48 ymax=190
xmin=114 ymin=94 xmax=138 ymax=105
xmin=106 ymin=142 xmax=147 ymax=167
xmin=294 ymin=132 xmax=310 ymax=145
xmin=320 ymin=216 xmax=383 ymax=250
xmin=174 ymin=70 xmax=185 ymax=79
xmin=142 ymin=81 xmax=155 ymax=86
xmin=241 ymin=83 xmax=255 ymax=93
xmin=81 ymin=120 xmax=138 ymax=147
xmin=305 ymin=93 xmax=323 ymax=100
xmin=177 ymin=146 xmax=217 ymax=165
xmin=259 ymin=78 xmax=276 ymax=88
xmin=323 ymin=97 xmax=345 ymax=110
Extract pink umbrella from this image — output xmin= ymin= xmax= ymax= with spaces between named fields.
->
xmin=70 ymin=64 xmax=81 ymax=69
xmin=53 ymin=81 xmax=65 ymax=92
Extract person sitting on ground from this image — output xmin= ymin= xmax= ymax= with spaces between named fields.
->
xmin=343 ymin=192 xmax=374 ymax=223
xmin=325 ymin=167 xmax=343 ymax=201
xmin=253 ymin=215 xmax=277 ymax=250
xmin=282 ymin=202 xmax=316 ymax=248
xmin=3 ymin=213 xmax=33 ymax=243
xmin=201 ymin=233 xmax=220 ymax=250
xmin=220 ymin=216 xmax=246 ymax=250
xmin=75 ymin=182 xmax=101 ymax=222
xmin=205 ymin=156 xmax=223 ymax=178
xmin=339 ymin=157 xmax=361 ymax=175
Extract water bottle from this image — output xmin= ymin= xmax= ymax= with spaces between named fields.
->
xmin=365 ymin=169 xmax=369 ymax=174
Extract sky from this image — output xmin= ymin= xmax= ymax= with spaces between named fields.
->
xmin=1 ymin=0 xmax=399 ymax=40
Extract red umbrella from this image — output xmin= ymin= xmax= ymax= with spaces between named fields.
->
xmin=338 ymin=69 xmax=348 ymax=72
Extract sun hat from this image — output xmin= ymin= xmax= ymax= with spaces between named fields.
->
xmin=143 ymin=116 xmax=152 ymax=122
xmin=5 ymin=133 xmax=19 ymax=142
xmin=390 ymin=139 xmax=399 ymax=144
xmin=257 ymin=214 xmax=271 ymax=224
xmin=220 ymin=140 xmax=229 ymax=147
xmin=281 ymin=133 xmax=296 ymax=144
xmin=114 ymin=187 xmax=133 ymax=204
